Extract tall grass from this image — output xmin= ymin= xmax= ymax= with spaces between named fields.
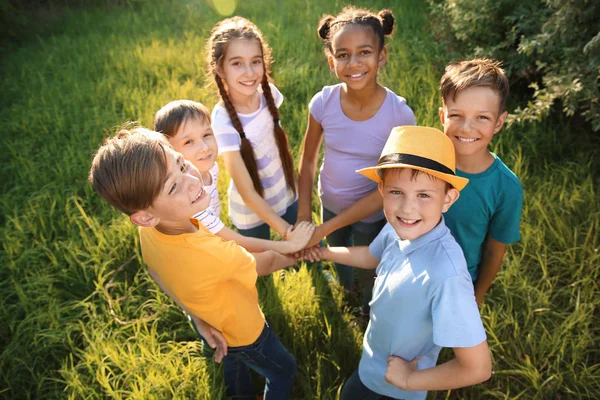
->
xmin=0 ymin=0 xmax=598 ymax=398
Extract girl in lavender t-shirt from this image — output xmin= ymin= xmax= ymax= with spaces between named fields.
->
xmin=297 ymin=6 xmax=415 ymax=311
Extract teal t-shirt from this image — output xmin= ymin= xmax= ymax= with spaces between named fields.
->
xmin=444 ymin=154 xmax=523 ymax=281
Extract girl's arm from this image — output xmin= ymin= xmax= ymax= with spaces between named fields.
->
xmin=297 ymin=114 xmax=324 ymax=222
xmin=252 ymin=250 xmax=297 ymax=276
xmin=221 ymin=150 xmax=290 ymax=237
xmin=147 ymin=268 xmax=227 ymax=362
xmin=385 ymin=340 xmax=492 ymax=391
xmin=217 ymin=222 xmax=315 ymax=254
xmin=319 ymin=246 xmax=380 ymax=269
xmin=306 ymin=189 xmax=383 ymax=247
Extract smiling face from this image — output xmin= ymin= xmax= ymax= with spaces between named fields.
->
xmin=327 ymin=24 xmax=386 ymax=91
xmin=168 ymin=117 xmax=217 ymax=174
xmin=141 ymin=147 xmax=210 ymax=233
xmin=440 ymin=86 xmax=507 ymax=163
xmin=379 ymin=168 xmax=459 ymax=241
xmin=218 ymin=38 xmax=264 ymax=104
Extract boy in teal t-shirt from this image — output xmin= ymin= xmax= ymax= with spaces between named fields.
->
xmin=439 ymin=58 xmax=523 ymax=305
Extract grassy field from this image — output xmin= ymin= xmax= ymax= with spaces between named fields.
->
xmin=1 ymin=0 xmax=598 ymax=398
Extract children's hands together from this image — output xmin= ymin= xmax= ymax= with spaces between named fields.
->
xmin=306 ymin=224 xmax=327 ymax=248
xmin=285 ymin=218 xmax=328 ymax=262
xmin=384 ymin=355 xmax=421 ymax=390
xmin=285 ymin=221 xmax=316 ymax=252
xmin=296 ymin=245 xmax=321 ymax=262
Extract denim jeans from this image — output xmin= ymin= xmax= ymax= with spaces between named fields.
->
xmin=322 ymin=207 xmax=386 ymax=309
xmin=237 ymin=201 xmax=298 ymax=240
xmin=341 ymin=369 xmax=397 ymax=400
xmin=190 ymin=318 xmax=296 ymax=399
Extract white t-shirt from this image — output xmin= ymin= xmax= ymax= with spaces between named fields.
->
xmin=192 ymin=164 xmax=224 ymax=234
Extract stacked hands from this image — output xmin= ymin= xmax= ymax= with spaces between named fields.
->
xmin=284 ymin=219 xmax=326 ymax=262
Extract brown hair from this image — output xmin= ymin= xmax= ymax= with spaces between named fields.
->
xmin=88 ymin=125 xmax=169 ymax=215
xmin=317 ymin=6 xmax=395 ymax=54
xmin=154 ymin=100 xmax=211 ymax=138
xmin=205 ymin=16 xmax=296 ymax=198
xmin=440 ymin=58 xmax=510 ymax=112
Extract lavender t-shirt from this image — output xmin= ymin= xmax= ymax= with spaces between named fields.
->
xmin=309 ymin=84 xmax=416 ymax=223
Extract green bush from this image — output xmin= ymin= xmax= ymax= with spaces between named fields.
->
xmin=429 ymin=0 xmax=600 ymax=131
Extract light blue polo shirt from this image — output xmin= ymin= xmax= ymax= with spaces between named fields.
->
xmin=358 ymin=218 xmax=486 ymax=399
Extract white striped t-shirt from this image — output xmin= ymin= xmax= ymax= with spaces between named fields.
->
xmin=212 ymin=84 xmax=296 ymax=230
xmin=192 ymin=164 xmax=224 ymax=234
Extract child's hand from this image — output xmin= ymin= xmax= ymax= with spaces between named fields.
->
xmin=306 ymin=224 xmax=327 ymax=248
xmin=297 ymin=245 xmax=321 ymax=262
xmin=191 ymin=315 xmax=228 ymax=363
xmin=384 ymin=355 xmax=421 ymax=390
xmin=285 ymin=221 xmax=316 ymax=252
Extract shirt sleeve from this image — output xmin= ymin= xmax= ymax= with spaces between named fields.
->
xmin=270 ymin=83 xmax=284 ymax=108
xmin=393 ymin=94 xmax=417 ymax=127
xmin=431 ymin=275 xmax=487 ymax=348
xmin=193 ymin=209 xmax=224 ymax=235
xmin=489 ymin=179 xmax=523 ymax=244
xmin=212 ymin=105 xmax=242 ymax=154
xmin=308 ymin=89 xmax=324 ymax=123
xmin=369 ymin=223 xmax=392 ymax=260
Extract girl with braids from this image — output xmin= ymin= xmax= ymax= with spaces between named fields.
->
xmin=207 ymin=17 xmax=300 ymax=240
xmin=297 ymin=6 xmax=416 ymax=314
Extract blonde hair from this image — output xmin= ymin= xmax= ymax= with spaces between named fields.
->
xmin=440 ymin=58 xmax=510 ymax=112
xmin=88 ymin=125 xmax=169 ymax=215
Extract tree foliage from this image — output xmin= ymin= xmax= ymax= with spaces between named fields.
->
xmin=430 ymin=0 xmax=600 ymax=131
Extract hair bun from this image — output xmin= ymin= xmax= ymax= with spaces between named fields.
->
xmin=317 ymin=15 xmax=335 ymax=40
xmin=378 ymin=9 xmax=395 ymax=36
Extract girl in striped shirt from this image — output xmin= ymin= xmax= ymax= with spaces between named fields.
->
xmin=206 ymin=17 xmax=299 ymax=240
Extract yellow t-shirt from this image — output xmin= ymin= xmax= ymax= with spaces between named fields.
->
xmin=139 ymin=221 xmax=265 ymax=346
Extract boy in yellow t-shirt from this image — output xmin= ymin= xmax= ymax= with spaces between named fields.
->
xmin=89 ymin=126 xmax=314 ymax=399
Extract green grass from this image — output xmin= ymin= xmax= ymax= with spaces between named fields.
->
xmin=1 ymin=0 xmax=598 ymax=398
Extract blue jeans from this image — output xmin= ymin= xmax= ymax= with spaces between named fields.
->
xmin=191 ymin=318 xmax=296 ymax=399
xmin=237 ymin=201 xmax=298 ymax=240
xmin=322 ymin=207 xmax=386 ymax=308
xmin=341 ymin=369 xmax=397 ymax=400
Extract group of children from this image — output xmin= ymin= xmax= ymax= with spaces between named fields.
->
xmin=88 ymin=5 xmax=523 ymax=400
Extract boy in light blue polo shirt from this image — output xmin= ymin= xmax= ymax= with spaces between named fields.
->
xmin=318 ymin=126 xmax=492 ymax=399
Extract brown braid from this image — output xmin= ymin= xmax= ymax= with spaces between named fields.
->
xmin=215 ymin=74 xmax=264 ymax=197
xmin=260 ymin=75 xmax=297 ymax=197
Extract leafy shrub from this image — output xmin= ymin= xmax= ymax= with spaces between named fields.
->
xmin=429 ymin=0 xmax=600 ymax=131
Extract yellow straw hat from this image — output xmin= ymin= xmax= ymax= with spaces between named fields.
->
xmin=357 ymin=126 xmax=469 ymax=191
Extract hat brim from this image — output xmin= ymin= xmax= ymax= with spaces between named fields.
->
xmin=357 ymin=163 xmax=469 ymax=191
